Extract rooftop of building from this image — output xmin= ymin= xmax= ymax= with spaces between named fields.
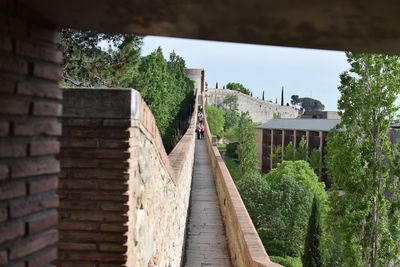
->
xmin=256 ymin=119 xmax=341 ymax=132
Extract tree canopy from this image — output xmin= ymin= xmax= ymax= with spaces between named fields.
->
xmin=291 ymin=95 xmax=325 ymax=112
xmin=237 ymin=112 xmax=258 ymax=177
xmin=60 ymin=29 xmax=142 ymax=87
xmin=326 ymin=52 xmax=400 ymax=266
xmin=61 ymin=31 xmax=194 ymax=152
xmin=226 ymin=82 xmax=251 ymax=95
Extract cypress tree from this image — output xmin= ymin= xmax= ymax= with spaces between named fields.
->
xmin=216 ymin=82 xmax=218 ymax=88
xmin=303 ymin=195 xmax=322 ymax=267
xmin=262 ymin=90 xmax=265 ymax=100
xmin=281 ymin=86 xmax=284 ymax=106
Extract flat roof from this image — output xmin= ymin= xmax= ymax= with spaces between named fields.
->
xmin=257 ymin=119 xmax=341 ymax=132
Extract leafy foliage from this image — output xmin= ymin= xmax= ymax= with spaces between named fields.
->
xmin=291 ymin=95 xmax=325 ymax=112
xmin=303 ymin=195 xmax=322 ymax=267
xmin=60 ymin=29 xmax=142 ymax=87
xmin=270 ymin=256 xmax=302 ymax=267
xmin=237 ymin=112 xmax=258 ymax=177
xmin=223 ymin=94 xmax=239 ymax=110
xmin=61 ymin=31 xmax=194 ymax=153
xmin=309 ymin=148 xmax=322 ymax=177
xmin=225 ymin=142 xmax=238 ymax=159
xmin=271 ymin=145 xmax=283 ymax=168
xmin=326 ymin=52 xmax=400 ymax=266
xmin=259 ymin=176 xmax=314 ymax=257
xmin=223 ymin=109 xmax=240 ymax=130
xmin=226 ymin=82 xmax=251 ymax=95
xmin=266 ymin=161 xmax=327 ymax=207
xmin=206 ymin=105 xmax=225 ymax=137
xmin=284 ymin=142 xmax=296 ymax=161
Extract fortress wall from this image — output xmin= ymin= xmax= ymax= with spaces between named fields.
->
xmin=206 ymin=89 xmax=298 ymax=123
xmin=60 ymin=88 xmax=197 ymax=267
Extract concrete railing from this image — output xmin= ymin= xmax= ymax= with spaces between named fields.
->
xmin=202 ymin=97 xmax=282 ymax=267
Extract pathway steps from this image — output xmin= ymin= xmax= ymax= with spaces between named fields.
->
xmin=183 ymin=139 xmax=232 ymax=267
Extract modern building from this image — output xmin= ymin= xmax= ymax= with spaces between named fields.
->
xmin=300 ymin=111 xmax=340 ymax=119
xmin=255 ymin=119 xmax=341 ymax=186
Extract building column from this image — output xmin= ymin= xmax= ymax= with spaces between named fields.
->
xmin=306 ymin=130 xmax=310 ymax=160
xmin=270 ymin=129 xmax=274 ymax=170
xmin=319 ymin=131 xmax=324 ymax=179
xmin=281 ymin=129 xmax=285 ymax=161
xmin=0 ymin=4 xmax=62 ymax=265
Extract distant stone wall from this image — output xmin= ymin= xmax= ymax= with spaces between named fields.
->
xmin=206 ymin=89 xmax=298 ymax=123
xmin=59 ymin=87 xmax=197 ymax=266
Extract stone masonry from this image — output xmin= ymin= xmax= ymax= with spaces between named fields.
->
xmin=206 ymin=89 xmax=298 ymax=123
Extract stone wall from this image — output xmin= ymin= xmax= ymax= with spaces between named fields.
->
xmin=127 ymin=71 xmax=200 ymax=266
xmin=0 ymin=2 xmax=61 ymax=266
xmin=206 ymin=89 xmax=298 ymax=123
xmin=59 ymin=87 xmax=197 ymax=266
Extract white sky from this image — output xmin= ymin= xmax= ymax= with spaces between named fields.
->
xmin=141 ymin=36 xmax=350 ymax=111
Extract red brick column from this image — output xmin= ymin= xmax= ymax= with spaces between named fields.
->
xmin=0 ymin=2 xmax=62 ymax=266
xmin=57 ymin=89 xmax=130 ymax=266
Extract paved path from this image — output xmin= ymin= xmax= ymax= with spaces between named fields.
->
xmin=183 ymin=139 xmax=232 ymax=267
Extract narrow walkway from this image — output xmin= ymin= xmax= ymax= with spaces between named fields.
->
xmin=184 ymin=139 xmax=231 ymax=267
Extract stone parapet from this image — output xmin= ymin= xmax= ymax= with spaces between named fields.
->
xmin=60 ymin=87 xmax=197 ymax=266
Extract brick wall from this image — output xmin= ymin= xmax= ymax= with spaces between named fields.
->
xmin=57 ymin=90 xmax=131 ymax=266
xmin=0 ymin=2 xmax=61 ymax=266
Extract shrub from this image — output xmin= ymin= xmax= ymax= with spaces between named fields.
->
xmin=225 ymin=142 xmax=238 ymax=159
xmin=206 ymin=105 xmax=225 ymax=137
xmin=270 ymin=256 xmax=302 ymax=267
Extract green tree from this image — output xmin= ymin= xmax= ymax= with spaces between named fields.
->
xmin=60 ymin=29 xmax=142 ymax=87
xmin=309 ymin=148 xmax=322 ymax=177
xmin=223 ymin=94 xmax=239 ymax=110
xmin=237 ymin=112 xmax=258 ymax=177
xmin=284 ymin=142 xmax=296 ymax=161
xmin=261 ymin=176 xmax=314 ymax=257
xmin=271 ymin=145 xmax=283 ymax=168
xmin=326 ymin=52 xmax=400 ymax=266
xmin=295 ymin=138 xmax=307 ymax=161
xmin=265 ymin=161 xmax=328 ymax=259
xmin=223 ymin=109 xmax=240 ymax=130
xmin=237 ymin=172 xmax=314 ymax=258
xmin=226 ymin=82 xmax=251 ymax=95
xmin=303 ymin=195 xmax=322 ymax=267
xmin=291 ymin=95 xmax=325 ymax=112
xmin=137 ymin=47 xmax=171 ymax=136
xmin=206 ymin=105 xmax=225 ymax=137
xmin=237 ymin=171 xmax=270 ymax=229
xmin=266 ymin=161 xmax=327 ymax=209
